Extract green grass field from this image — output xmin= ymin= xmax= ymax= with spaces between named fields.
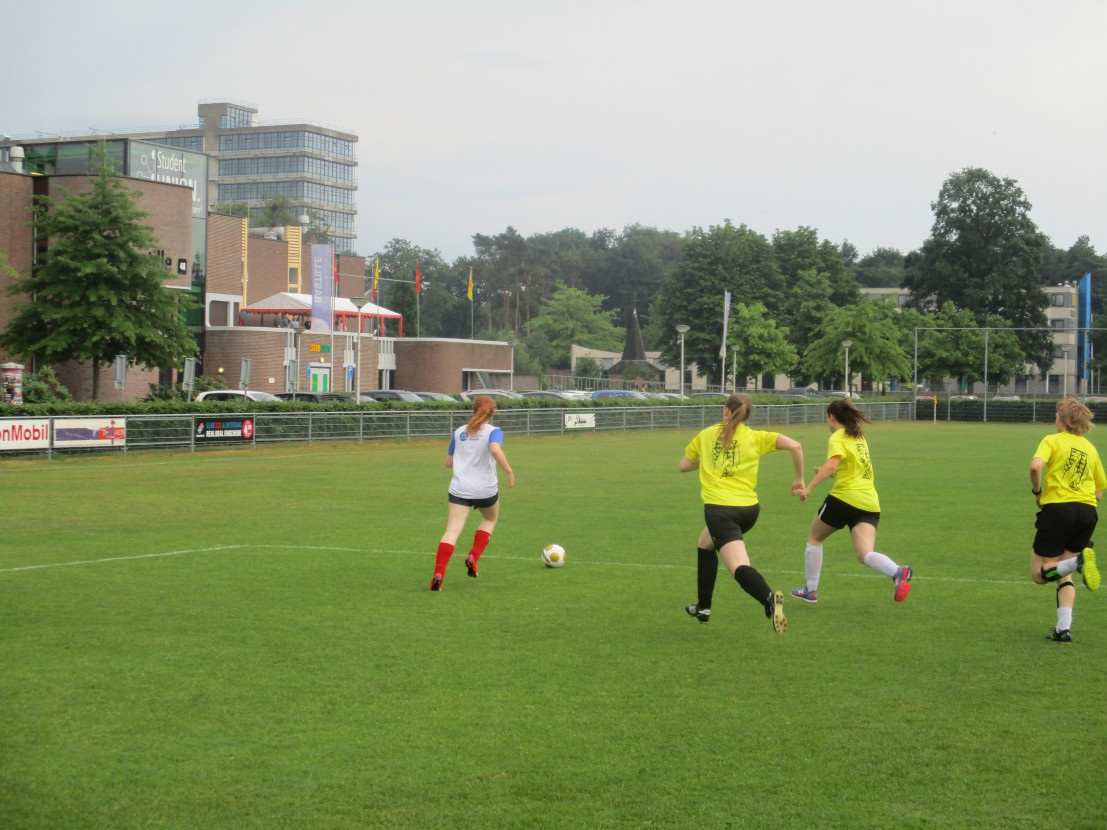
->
xmin=2 ymin=422 xmax=1105 ymax=829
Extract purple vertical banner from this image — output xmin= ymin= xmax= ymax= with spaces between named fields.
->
xmin=310 ymin=243 xmax=333 ymax=334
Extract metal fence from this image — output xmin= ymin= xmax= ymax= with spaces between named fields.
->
xmin=11 ymin=401 xmax=916 ymax=459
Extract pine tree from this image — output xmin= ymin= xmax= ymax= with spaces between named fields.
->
xmin=1 ymin=143 xmax=199 ymax=399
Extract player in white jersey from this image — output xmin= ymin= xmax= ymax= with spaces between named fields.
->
xmin=431 ymin=396 xmax=515 ymax=590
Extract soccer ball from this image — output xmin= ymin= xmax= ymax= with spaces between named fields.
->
xmin=542 ymin=544 xmax=566 ymax=568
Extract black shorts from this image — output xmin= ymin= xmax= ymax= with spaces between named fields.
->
xmin=704 ymin=503 xmax=760 ymax=549
xmin=1033 ymin=502 xmax=1098 ymax=559
xmin=816 ymin=494 xmax=880 ymax=531
xmin=448 ymin=492 xmax=499 ymax=509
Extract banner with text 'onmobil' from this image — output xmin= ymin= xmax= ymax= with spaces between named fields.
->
xmin=310 ymin=243 xmax=333 ymax=334
xmin=0 ymin=418 xmax=51 ymax=451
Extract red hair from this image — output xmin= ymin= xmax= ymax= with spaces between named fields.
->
xmin=467 ymin=396 xmax=496 ymax=436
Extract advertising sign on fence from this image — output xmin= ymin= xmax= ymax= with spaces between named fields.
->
xmin=53 ymin=418 xmax=127 ymax=449
xmin=195 ymin=418 xmax=255 ymax=442
xmin=0 ymin=418 xmax=51 ymax=451
xmin=564 ymin=413 xmax=596 ymax=430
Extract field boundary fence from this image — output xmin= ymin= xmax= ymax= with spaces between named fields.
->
xmin=2 ymin=402 xmax=917 ymax=460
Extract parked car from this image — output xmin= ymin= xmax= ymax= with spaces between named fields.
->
xmin=412 ymin=391 xmax=458 ymax=402
xmin=825 ymin=391 xmax=862 ymax=400
xmin=688 ymin=391 xmax=728 ymax=400
xmin=991 ymin=395 xmax=1022 ymax=402
xmin=519 ymin=390 xmax=577 ymax=400
xmin=949 ymin=394 xmax=979 ymax=401
xmin=1082 ymin=397 xmax=1107 ymax=403
xmin=783 ymin=387 xmax=820 ymax=398
xmin=458 ymin=389 xmax=525 ymax=401
xmin=273 ymin=391 xmax=349 ymax=403
xmin=591 ymin=389 xmax=648 ymax=400
xmin=346 ymin=389 xmax=425 ymax=403
xmin=195 ymin=390 xmax=282 ymax=402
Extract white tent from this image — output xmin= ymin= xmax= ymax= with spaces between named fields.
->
xmin=241 ymin=292 xmax=403 ymax=335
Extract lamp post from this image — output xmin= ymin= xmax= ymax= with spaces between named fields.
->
xmin=351 ymin=297 xmax=370 ymax=398
xmin=675 ymin=324 xmax=690 ymax=398
xmin=731 ymin=344 xmax=739 ymax=393
xmin=1062 ymin=347 xmax=1069 ymax=397
xmin=842 ymin=340 xmax=852 ymax=395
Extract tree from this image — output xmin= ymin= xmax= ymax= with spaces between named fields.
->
xmin=854 ymin=247 xmax=906 ymax=288
xmin=371 ymin=240 xmax=454 ymax=337
xmin=253 ymin=194 xmax=299 ymax=227
xmin=913 ymin=303 xmax=1026 ymax=392
xmin=0 ymin=143 xmax=199 ymax=400
xmin=802 ymin=301 xmax=911 ymax=393
xmin=649 ymin=221 xmax=781 ymax=384
xmin=903 ymin=167 xmax=1050 ymax=371
xmin=528 ymin=283 xmax=624 ymax=368
xmin=725 ymin=302 xmax=798 ymax=389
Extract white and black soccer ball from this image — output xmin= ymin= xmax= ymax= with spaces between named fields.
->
xmin=542 ymin=544 xmax=566 ymax=568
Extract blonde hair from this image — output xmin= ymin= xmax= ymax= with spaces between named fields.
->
xmin=466 ymin=396 xmax=496 ymax=436
xmin=1057 ymin=396 xmax=1094 ymax=436
xmin=720 ymin=393 xmax=752 ymax=447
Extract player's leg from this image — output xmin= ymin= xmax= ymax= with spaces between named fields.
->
xmin=433 ymin=501 xmax=471 ymax=588
xmin=466 ymin=500 xmax=500 ymax=577
xmin=686 ymin=526 xmax=717 ymax=623
xmin=792 ymin=514 xmax=835 ymax=602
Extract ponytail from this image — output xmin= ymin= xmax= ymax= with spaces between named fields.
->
xmin=827 ymin=397 xmax=870 ymax=438
xmin=720 ymin=393 xmax=752 ymax=447
xmin=467 ymin=396 xmax=496 ymax=436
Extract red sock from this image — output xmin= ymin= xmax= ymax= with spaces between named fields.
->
xmin=434 ymin=542 xmax=455 ymax=577
xmin=469 ymin=530 xmax=491 ymax=564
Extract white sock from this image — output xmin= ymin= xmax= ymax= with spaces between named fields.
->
xmin=804 ymin=543 xmax=823 ymax=590
xmin=863 ymin=551 xmax=898 ymax=578
xmin=1057 ymin=557 xmax=1080 ymax=577
xmin=1057 ymin=607 xmax=1073 ymax=631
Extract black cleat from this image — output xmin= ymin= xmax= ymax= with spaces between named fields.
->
xmin=685 ymin=604 xmax=710 ymax=623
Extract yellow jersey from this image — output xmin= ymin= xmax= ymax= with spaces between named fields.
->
xmin=1034 ymin=431 xmax=1107 ymax=507
xmin=684 ymin=422 xmax=781 ymax=507
xmin=827 ymin=428 xmax=880 ymax=512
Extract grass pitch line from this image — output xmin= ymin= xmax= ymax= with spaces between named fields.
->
xmin=0 ymin=542 xmax=1029 ymax=589
xmin=0 ymin=545 xmax=248 ymax=574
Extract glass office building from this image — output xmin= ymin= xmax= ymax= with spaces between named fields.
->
xmin=3 ymin=99 xmax=359 ymax=252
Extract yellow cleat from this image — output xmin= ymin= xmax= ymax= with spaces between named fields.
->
xmin=1081 ymin=548 xmax=1101 ymax=592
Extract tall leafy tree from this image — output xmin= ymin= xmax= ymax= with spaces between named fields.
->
xmin=903 ymin=167 xmax=1050 ymax=371
xmin=773 ymin=227 xmax=860 ymax=307
xmin=371 ymin=239 xmax=453 ymax=337
xmin=854 ymin=247 xmax=906 ymax=288
xmin=725 ymin=302 xmax=797 ymax=389
xmin=650 ymin=221 xmax=780 ymax=383
xmin=528 ymin=283 xmax=624 ymax=368
xmin=801 ymin=301 xmax=911 ymax=393
xmin=0 ymin=143 xmax=198 ymax=400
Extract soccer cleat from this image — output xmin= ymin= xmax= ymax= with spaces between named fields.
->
xmin=430 ymin=575 xmax=443 ymax=591
xmin=1080 ymin=548 xmax=1100 ymax=591
xmin=465 ymin=556 xmax=478 ymax=578
xmin=769 ymin=591 xmax=787 ymax=636
xmin=790 ymin=586 xmax=818 ymax=604
xmin=685 ymin=604 xmax=711 ymax=623
xmin=893 ymin=566 xmax=913 ymax=602
xmin=1046 ymin=628 xmax=1072 ymax=643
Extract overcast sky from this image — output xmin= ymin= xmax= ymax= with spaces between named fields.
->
xmin=2 ymin=0 xmax=1104 ymax=264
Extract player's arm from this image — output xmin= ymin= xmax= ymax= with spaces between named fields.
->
xmin=490 ymin=442 xmax=515 ymax=488
xmin=1029 ymin=456 xmax=1045 ymax=503
xmin=679 ymin=455 xmax=699 ymax=472
xmin=806 ymin=454 xmax=842 ymax=494
xmin=776 ymin=434 xmax=806 ymax=499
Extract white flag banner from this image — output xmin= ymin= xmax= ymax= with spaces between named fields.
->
xmin=720 ymin=291 xmax=732 ymax=357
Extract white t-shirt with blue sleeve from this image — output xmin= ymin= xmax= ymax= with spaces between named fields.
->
xmin=448 ymin=423 xmax=504 ymax=499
